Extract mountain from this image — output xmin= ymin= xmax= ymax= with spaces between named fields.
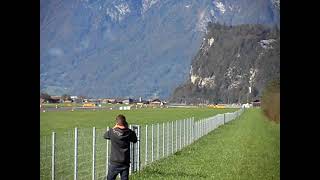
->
xmin=40 ymin=0 xmax=280 ymax=99
xmin=170 ymin=23 xmax=280 ymax=104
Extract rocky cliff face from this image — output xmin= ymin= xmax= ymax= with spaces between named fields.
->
xmin=170 ymin=23 xmax=280 ymax=104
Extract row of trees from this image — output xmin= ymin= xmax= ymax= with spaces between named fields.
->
xmin=261 ymin=78 xmax=280 ymax=122
xmin=40 ymin=92 xmax=74 ymax=101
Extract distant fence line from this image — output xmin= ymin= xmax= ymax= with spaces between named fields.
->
xmin=40 ymin=108 xmax=244 ymax=180
xmin=41 ymin=104 xmax=241 ymax=112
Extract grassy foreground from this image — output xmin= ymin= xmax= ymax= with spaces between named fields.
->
xmin=130 ymin=108 xmax=280 ymax=180
xmin=40 ymin=108 xmax=238 ymax=179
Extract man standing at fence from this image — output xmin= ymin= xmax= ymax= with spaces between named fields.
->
xmin=104 ymin=114 xmax=137 ymax=180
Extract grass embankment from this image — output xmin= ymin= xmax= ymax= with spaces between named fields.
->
xmin=131 ymin=109 xmax=280 ymax=180
xmin=261 ymin=78 xmax=280 ymax=122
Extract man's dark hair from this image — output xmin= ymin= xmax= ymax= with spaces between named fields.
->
xmin=116 ymin=114 xmax=127 ymax=126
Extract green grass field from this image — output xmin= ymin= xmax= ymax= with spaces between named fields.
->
xmin=40 ymin=107 xmax=237 ymax=136
xmin=40 ymin=107 xmax=238 ymax=180
xmin=130 ymin=108 xmax=280 ymax=180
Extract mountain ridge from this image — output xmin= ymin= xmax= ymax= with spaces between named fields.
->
xmin=40 ymin=0 xmax=280 ymax=99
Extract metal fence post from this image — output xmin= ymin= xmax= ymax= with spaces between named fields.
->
xmin=105 ymin=126 xmax=109 ymax=178
xmin=198 ymin=121 xmax=200 ymax=139
xmin=188 ymin=119 xmax=190 ymax=144
xmin=194 ymin=121 xmax=196 ymax=140
xmin=74 ymin=127 xmax=78 ymax=180
xmin=199 ymin=120 xmax=200 ymax=138
xmin=186 ymin=118 xmax=189 ymax=145
xmin=190 ymin=119 xmax=193 ymax=143
xmin=92 ymin=127 xmax=96 ymax=180
xmin=199 ymin=120 xmax=201 ymax=138
xmin=203 ymin=119 xmax=207 ymax=135
xmin=145 ymin=125 xmax=148 ymax=165
xmin=166 ymin=122 xmax=169 ymax=156
xmin=51 ymin=132 xmax=55 ymax=180
xmin=192 ymin=120 xmax=194 ymax=142
xmin=175 ymin=120 xmax=178 ymax=152
xmin=199 ymin=120 xmax=200 ymax=139
xmin=179 ymin=120 xmax=182 ymax=150
xmin=202 ymin=119 xmax=204 ymax=136
xmin=171 ymin=121 xmax=174 ymax=154
xmin=201 ymin=119 xmax=203 ymax=137
xmin=204 ymin=119 xmax=206 ymax=135
xmin=192 ymin=117 xmax=195 ymax=142
xmin=151 ymin=124 xmax=154 ymax=162
xmin=186 ymin=119 xmax=188 ymax=145
xmin=188 ymin=118 xmax=191 ymax=144
xmin=185 ymin=119 xmax=187 ymax=146
xmin=208 ymin=119 xmax=210 ymax=133
xmin=157 ymin=123 xmax=159 ymax=160
xmin=201 ymin=120 xmax=202 ymax=137
xmin=189 ymin=119 xmax=191 ymax=144
xmin=206 ymin=119 xmax=208 ymax=134
xmin=137 ymin=125 xmax=140 ymax=171
xmin=203 ymin=119 xmax=205 ymax=135
xmin=192 ymin=118 xmax=194 ymax=142
xmin=195 ymin=121 xmax=197 ymax=140
xmin=187 ymin=119 xmax=189 ymax=145
xmin=197 ymin=120 xmax=199 ymax=139
xmin=162 ymin=123 xmax=165 ymax=158
xmin=129 ymin=125 xmax=132 ymax=175
xmin=183 ymin=119 xmax=186 ymax=147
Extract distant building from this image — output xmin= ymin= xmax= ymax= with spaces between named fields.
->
xmin=70 ymin=96 xmax=78 ymax=100
xmin=150 ymin=99 xmax=163 ymax=106
xmin=83 ymin=103 xmax=96 ymax=107
xmin=70 ymin=96 xmax=83 ymax=103
xmin=122 ymin=98 xmax=134 ymax=105
xmin=88 ymin=99 xmax=100 ymax=105
xmin=242 ymin=103 xmax=252 ymax=108
xmin=73 ymin=99 xmax=83 ymax=104
xmin=208 ymin=104 xmax=225 ymax=109
xmin=252 ymin=100 xmax=261 ymax=107
xmin=101 ymin=99 xmax=108 ymax=104
xmin=49 ymin=96 xmax=62 ymax=103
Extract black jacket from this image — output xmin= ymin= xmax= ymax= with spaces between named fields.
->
xmin=104 ymin=127 xmax=137 ymax=166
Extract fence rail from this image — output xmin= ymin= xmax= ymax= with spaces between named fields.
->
xmin=40 ymin=108 xmax=244 ymax=180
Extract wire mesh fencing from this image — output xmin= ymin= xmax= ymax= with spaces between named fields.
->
xmin=40 ymin=108 xmax=244 ymax=180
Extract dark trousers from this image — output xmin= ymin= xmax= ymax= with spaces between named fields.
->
xmin=106 ymin=163 xmax=129 ymax=180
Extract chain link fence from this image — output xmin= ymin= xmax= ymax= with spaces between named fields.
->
xmin=40 ymin=108 xmax=244 ymax=180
